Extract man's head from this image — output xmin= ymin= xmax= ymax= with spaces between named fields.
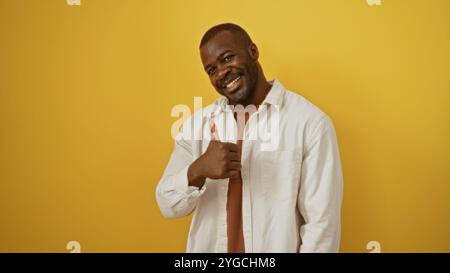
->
xmin=200 ymin=23 xmax=260 ymax=105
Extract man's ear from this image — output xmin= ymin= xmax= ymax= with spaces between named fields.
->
xmin=248 ymin=43 xmax=259 ymax=61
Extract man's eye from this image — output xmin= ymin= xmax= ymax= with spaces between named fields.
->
xmin=224 ymin=55 xmax=233 ymax=62
xmin=207 ymin=68 xmax=216 ymax=75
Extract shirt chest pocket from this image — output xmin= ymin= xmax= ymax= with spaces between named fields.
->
xmin=255 ymin=149 xmax=302 ymax=202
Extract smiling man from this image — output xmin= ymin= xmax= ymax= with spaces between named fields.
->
xmin=156 ymin=23 xmax=343 ymax=253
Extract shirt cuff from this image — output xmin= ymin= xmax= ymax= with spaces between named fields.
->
xmin=173 ymin=165 xmax=207 ymax=197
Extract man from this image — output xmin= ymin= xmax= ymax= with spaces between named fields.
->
xmin=156 ymin=23 xmax=343 ymax=253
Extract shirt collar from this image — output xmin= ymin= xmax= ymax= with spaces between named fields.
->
xmin=262 ymin=79 xmax=285 ymax=106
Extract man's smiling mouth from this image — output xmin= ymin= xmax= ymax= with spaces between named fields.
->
xmin=222 ymin=75 xmax=242 ymax=93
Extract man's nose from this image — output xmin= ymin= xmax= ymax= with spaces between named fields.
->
xmin=216 ymin=65 xmax=231 ymax=81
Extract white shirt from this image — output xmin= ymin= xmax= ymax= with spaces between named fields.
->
xmin=156 ymin=80 xmax=343 ymax=253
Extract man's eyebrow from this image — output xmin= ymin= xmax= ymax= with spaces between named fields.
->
xmin=204 ymin=50 xmax=234 ymax=71
xmin=218 ymin=49 xmax=233 ymax=59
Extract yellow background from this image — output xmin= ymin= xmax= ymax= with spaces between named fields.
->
xmin=1 ymin=0 xmax=449 ymax=252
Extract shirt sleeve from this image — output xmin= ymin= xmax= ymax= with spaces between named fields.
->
xmin=155 ymin=131 xmax=206 ymax=219
xmin=298 ymin=115 xmax=344 ymax=253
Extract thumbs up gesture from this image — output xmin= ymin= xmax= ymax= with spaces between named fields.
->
xmin=187 ymin=121 xmax=242 ymax=188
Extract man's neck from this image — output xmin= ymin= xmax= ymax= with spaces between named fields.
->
xmin=249 ymin=80 xmax=272 ymax=107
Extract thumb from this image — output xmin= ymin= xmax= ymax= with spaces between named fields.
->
xmin=210 ymin=121 xmax=220 ymax=141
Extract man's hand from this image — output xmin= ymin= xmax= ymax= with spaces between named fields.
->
xmin=187 ymin=122 xmax=241 ymax=188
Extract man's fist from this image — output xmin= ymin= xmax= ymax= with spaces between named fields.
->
xmin=187 ymin=122 xmax=241 ymax=188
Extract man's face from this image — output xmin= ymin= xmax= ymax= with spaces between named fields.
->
xmin=200 ymin=31 xmax=258 ymax=104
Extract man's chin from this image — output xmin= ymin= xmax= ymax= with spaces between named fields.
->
xmin=227 ymin=88 xmax=250 ymax=104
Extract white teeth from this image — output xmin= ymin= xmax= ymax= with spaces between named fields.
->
xmin=226 ymin=76 xmax=240 ymax=89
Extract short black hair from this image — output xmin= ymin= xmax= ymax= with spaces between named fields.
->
xmin=199 ymin=23 xmax=252 ymax=48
